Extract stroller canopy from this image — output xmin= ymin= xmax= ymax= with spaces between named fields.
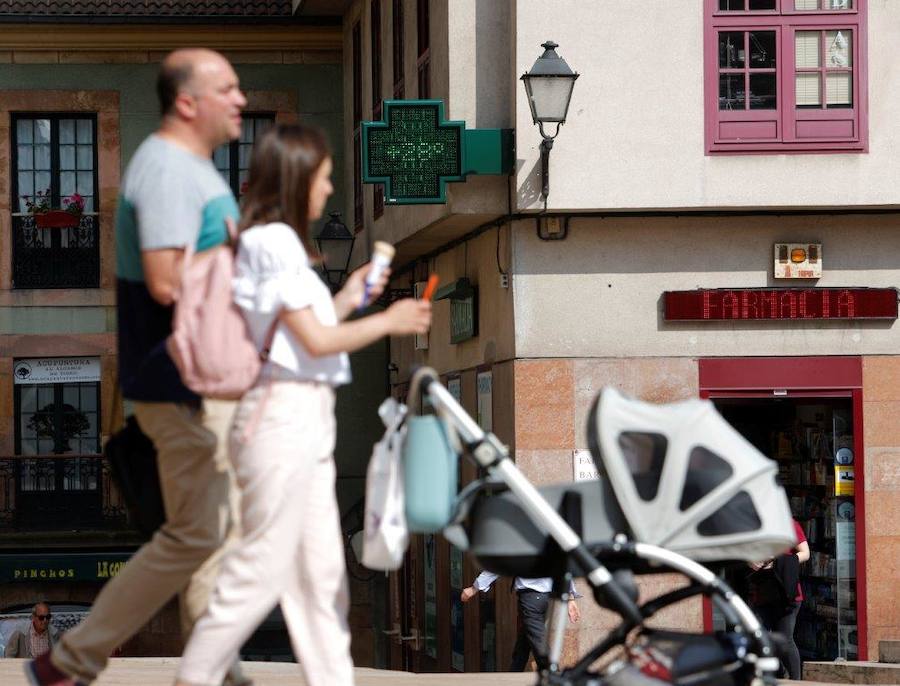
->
xmin=588 ymin=388 xmax=796 ymax=563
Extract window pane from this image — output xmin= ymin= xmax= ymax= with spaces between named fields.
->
xmin=59 ymin=119 xmax=75 ymax=144
xmin=827 ymin=30 xmax=852 ymax=67
xmin=34 ymin=144 xmax=51 ymax=171
xmin=826 ymin=72 xmax=852 ymax=107
xmin=76 ymin=119 xmax=93 ymax=144
xmin=240 ymin=118 xmax=253 ymax=143
xmin=17 ymin=145 xmax=33 ymax=171
xmin=795 ymin=0 xmax=819 ymax=8
xmin=76 ymin=171 xmax=93 ymax=196
xmin=748 ymin=0 xmax=776 ymax=9
xmin=796 ymin=31 xmax=821 ymax=68
xmin=19 ymin=386 xmax=37 ymax=412
xmin=77 ymin=145 xmax=93 ymax=170
xmin=17 ymin=118 xmax=33 ymax=144
xmin=34 ymin=119 xmax=50 ymax=144
xmin=719 ymin=32 xmax=745 ymax=69
xmin=750 ymin=73 xmax=777 ymax=109
xmin=797 ymin=73 xmax=822 ymax=106
xmin=719 ymin=74 xmax=745 ymax=110
xmin=719 ymin=0 xmax=745 ymax=9
xmin=18 ymin=173 xmax=33 ymax=210
xmin=60 ymin=171 xmax=76 ymax=196
xmin=80 ymin=384 xmax=97 ymax=411
xmin=750 ymin=31 xmax=776 ymax=68
xmin=60 ymin=144 xmax=75 ymax=170
xmin=38 ymin=385 xmax=53 ymax=406
xmin=35 ymin=172 xmax=51 ymax=197
xmin=827 ymin=0 xmax=852 ymax=8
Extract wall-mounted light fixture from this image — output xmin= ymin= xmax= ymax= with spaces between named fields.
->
xmin=520 ymin=41 xmax=579 ymax=202
xmin=315 ymin=211 xmax=356 ymax=289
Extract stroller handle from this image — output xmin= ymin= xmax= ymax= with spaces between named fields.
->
xmin=412 ymin=368 xmax=644 ymax=626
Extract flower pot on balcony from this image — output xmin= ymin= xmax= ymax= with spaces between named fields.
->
xmin=34 ymin=210 xmax=81 ymax=229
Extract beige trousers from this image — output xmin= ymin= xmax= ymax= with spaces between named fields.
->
xmin=177 ymin=382 xmax=354 ymax=686
xmin=52 ymin=399 xmax=247 ymax=685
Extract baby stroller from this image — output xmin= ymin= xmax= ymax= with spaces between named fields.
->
xmin=403 ymin=368 xmax=796 ymax=686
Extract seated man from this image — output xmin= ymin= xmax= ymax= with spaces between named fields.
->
xmin=5 ymin=603 xmax=58 ymax=658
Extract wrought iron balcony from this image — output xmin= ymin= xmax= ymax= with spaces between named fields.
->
xmin=11 ymin=212 xmax=100 ymax=289
xmin=0 ymin=456 xmax=129 ymax=533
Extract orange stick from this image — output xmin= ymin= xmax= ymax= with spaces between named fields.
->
xmin=421 ymin=274 xmax=440 ymax=301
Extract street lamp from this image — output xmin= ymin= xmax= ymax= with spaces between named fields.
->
xmin=315 ymin=211 xmax=355 ymax=289
xmin=520 ymin=41 xmax=579 ymax=201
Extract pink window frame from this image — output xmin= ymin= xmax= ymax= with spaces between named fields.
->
xmin=704 ymin=0 xmax=868 ymax=154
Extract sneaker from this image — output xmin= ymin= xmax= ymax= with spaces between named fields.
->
xmin=24 ymin=653 xmax=86 ymax=686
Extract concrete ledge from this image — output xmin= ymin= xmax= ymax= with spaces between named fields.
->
xmin=805 ymin=660 xmax=900 ymax=684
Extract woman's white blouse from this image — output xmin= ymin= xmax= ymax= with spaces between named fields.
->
xmin=233 ymin=222 xmax=351 ymax=386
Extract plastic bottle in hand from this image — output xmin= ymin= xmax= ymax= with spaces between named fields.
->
xmin=359 ymin=241 xmax=395 ymax=310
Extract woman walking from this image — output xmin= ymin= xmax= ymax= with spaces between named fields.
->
xmin=175 ymin=124 xmax=431 ymax=686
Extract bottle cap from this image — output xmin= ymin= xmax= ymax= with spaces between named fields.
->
xmin=372 ymin=241 xmax=395 ymax=260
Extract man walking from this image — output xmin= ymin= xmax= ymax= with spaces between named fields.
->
xmin=28 ymin=49 xmax=249 ymax=686
xmin=461 ymin=573 xmax=580 ymax=672
xmin=5 ymin=603 xmax=58 ymax=658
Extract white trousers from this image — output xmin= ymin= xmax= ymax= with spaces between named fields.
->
xmin=177 ymin=381 xmax=354 ymax=686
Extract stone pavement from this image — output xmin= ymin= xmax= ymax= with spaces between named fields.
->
xmin=0 ymin=659 xmax=839 ymax=685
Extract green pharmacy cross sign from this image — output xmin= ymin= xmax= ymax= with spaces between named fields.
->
xmin=362 ymin=100 xmax=512 ymax=205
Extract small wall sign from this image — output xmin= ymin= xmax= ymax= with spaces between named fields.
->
xmin=774 ymin=243 xmax=822 ymax=279
xmin=13 ymin=357 xmax=101 ymax=385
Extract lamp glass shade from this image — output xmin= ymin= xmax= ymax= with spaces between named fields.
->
xmin=524 ymin=75 xmax=577 ymax=123
xmin=315 ymin=212 xmax=355 ymax=284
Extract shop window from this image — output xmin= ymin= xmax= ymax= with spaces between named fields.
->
xmin=617 ymin=432 xmax=667 ymax=501
xmin=11 ymin=114 xmax=99 ymax=288
xmin=705 ymin=0 xmax=867 ymax=153
xmin=680 ymin=446 xmax=734 ymax=510
xmin=213 ymin=114 xmax=275 ymax=199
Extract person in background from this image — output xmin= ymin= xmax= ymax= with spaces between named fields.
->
xmin=29 ymin=48 xmax=250 ymax=686
xmin=174 ymin=123 xmax=431 ymax=686
xmin=461 ymin=573 xmax=580 ymax=672
xmin=748 ymin=518 xmax=809 ymax=680
xmin=5 ymin=603 xmax=58 ymax=659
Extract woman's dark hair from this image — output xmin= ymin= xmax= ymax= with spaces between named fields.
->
xmin=239 ymin=123 xmax=330 ymax=259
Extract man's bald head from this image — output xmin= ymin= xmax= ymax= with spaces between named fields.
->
xmin=157 ymin=48 xmax=226 ymax=116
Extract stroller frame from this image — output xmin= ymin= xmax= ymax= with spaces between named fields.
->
xmin=414 ymin=370 xmax=780 ymax=685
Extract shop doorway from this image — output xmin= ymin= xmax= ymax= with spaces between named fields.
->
xmin=712 ymin=396 xmax=859 ymax=662
xmin=699 ymin=355 xmax=867 ymax=661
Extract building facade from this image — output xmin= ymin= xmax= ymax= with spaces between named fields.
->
xmin=0 ymin=1 xmax=364 ymax=660
xmin=344 ymin=0 xmax=899 ymax=671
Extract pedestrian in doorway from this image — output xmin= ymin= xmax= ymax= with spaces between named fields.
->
xmin=174 ymin=123 xmax=431 ymax=686
xmin=461 ymin=572 xmax=580 ymax=672
xmin=29 ymin=48 xmax=250 ymax=686
xmin=747 ymin=519 xmax=809 ymax=680
xmin=5 ymin=603 xmax=58 ymax=658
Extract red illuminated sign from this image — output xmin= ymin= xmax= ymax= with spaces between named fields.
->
xmin=664 ymin=288 xmax=898 ymax=321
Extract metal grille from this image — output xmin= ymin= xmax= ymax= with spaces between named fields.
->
xmin=12 ymin=213 xmax=99 ymax=288
xmin=0 ymin=456 xmax=128 ymax=532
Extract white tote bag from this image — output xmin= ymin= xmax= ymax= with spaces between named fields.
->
xmin=362 ymin=398 xmax=409 ymax=571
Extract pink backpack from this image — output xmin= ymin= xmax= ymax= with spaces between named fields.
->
xmin=166 ymin=223 xmax=262 ymax=400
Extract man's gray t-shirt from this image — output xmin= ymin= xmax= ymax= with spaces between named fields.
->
xmin=115 ymin=134 xmax=239 ymax=402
